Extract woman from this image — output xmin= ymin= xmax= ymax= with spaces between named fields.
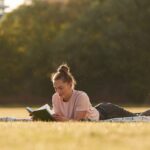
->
xmin=51 ymin=63 xmax=150 ymax=122
xmin=51 ymin=64 xmax=99 ymax=121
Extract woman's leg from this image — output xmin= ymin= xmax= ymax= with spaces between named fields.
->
xmin=95 ymin=102 xmax=137 ymax=120
xmin=140 ymin=109 xmax=150 ymax=116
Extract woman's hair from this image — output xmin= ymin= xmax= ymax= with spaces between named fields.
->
xmin=51 ymin=63 xmax=76 ymax=88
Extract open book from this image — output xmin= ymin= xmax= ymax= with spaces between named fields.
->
xmin=26 ymin=104 xmax=55 ymax=121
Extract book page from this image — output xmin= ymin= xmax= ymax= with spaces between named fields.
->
xmin=35 ymin=104 xmax=54 ymax=115
xmin=35 ymin=104 xmax=50 ymax=111
xmin=26 ymin=107 xmax=33 ymax=113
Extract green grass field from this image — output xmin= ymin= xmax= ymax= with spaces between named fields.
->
xmin=0 ymin=107 xmax=150 ymax=150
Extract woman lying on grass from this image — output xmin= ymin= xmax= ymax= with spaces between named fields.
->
xmin=50 ymin=63 xmax=150 ymax=122
xmin=0 ymin=63 xmax=150 ymax=122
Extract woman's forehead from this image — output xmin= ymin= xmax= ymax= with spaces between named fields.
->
xmin=53 ymin=80 xmax=66 ymax=86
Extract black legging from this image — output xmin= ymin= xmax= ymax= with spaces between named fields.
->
xmin=95 ymin=103 xmax=139 ymax=120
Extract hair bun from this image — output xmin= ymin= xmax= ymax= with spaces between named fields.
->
xmin=57 ymin=64 xmax=70 ymax=74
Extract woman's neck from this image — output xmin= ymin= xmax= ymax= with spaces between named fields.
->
xmin=63 ymin=90 xmax=73 ymax=102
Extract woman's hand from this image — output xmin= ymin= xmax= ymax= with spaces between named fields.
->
xmin=52 ymin=114 xmax=69 ymax=121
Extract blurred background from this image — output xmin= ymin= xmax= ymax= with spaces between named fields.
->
xmin=0 ymin=0 xmax=150 ymax=106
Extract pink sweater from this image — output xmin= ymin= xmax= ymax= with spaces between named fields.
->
xmin=52 ymin=90 xmax=99 ymax=121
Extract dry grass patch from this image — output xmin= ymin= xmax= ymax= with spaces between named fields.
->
xmin=0 ymin=107 xmax=150 ymax=150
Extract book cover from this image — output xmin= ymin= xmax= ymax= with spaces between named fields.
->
xmin=26 ymin=104 xmax=55 ymax=121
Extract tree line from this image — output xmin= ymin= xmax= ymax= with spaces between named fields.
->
xmin=0 ymin=0 xmax=150 ymax=105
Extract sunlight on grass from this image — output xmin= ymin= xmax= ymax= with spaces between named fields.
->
xmin=0 ymin=108 xmax=150 ymax=150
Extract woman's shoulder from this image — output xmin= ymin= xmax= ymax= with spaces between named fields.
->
xmin=74 ymin=90 xmax=91 ymax=105
xmin=74 ymin=90 xmax=89 ymax=98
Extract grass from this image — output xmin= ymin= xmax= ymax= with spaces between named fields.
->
xmin=0 ymin=107 xmax=150 ymax=150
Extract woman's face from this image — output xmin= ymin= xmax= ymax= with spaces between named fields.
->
xmin=53 ymin=79 xmax=72 ymax=100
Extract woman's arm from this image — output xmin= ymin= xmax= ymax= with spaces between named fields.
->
xmin=74 ymin=111 xmax=87 ymax=121
xmin=52 ymin=114 xmax=69 ymax=121
xmin=52 ymin=111 xmax=87 ymax=121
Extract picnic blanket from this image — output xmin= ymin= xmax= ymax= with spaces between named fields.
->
xmin=103 ymin=116 xmax=150 ymax=122
xmin=0 ymin=117 xmax=32 ymax=122
xmin=1 ymin=116 xmax=150 ymax=122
